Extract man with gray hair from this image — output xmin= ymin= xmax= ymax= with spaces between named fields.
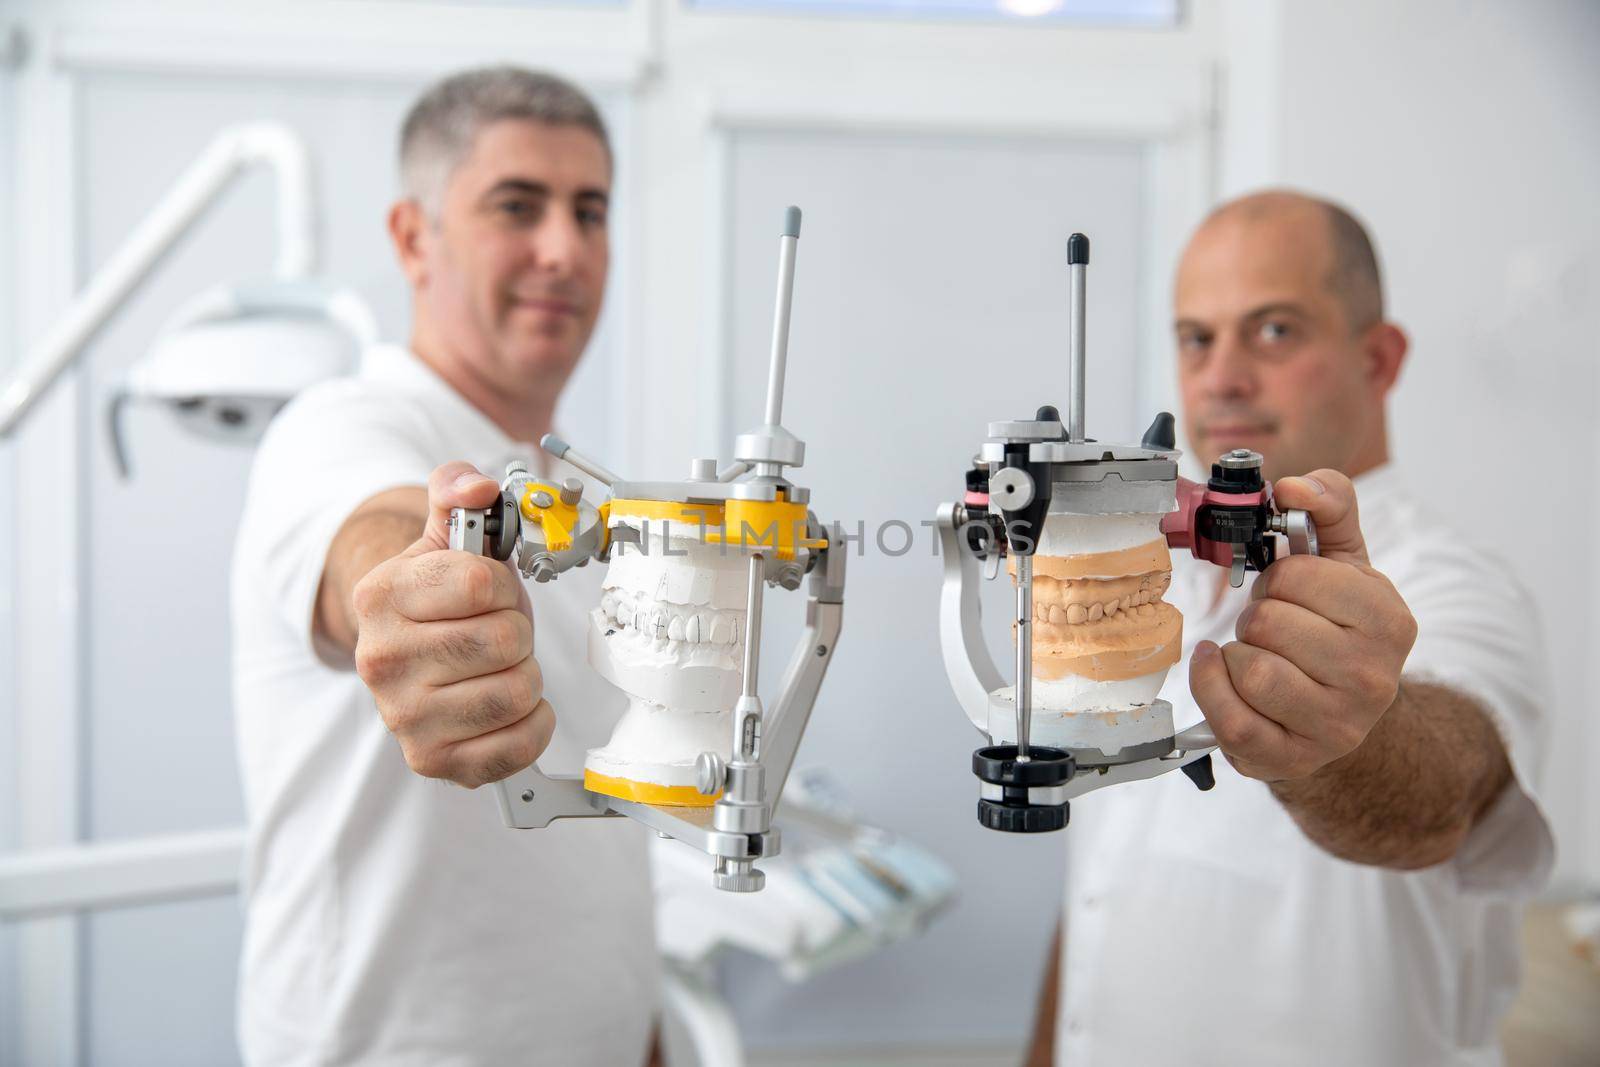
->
xmin=231 ymin=67 xmax=658 ymax=1065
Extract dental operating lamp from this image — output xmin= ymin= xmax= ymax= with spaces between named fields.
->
xmin=0 ymin=122 xmax=375 ymax=473
xmin=450 ymin=206 xmax=845 ymax=894
xmin=936 ymin=233 xmax=1319 ymax=833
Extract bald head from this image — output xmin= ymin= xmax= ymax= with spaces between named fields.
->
xmin=1173 ymin=188 xmax=1408 ymax=482
xmin=1198 ymin=190 xmax=1384 ymax=332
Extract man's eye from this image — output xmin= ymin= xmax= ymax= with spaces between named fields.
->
xmin=497 ymin=200 xmax=539 ymax=221
xmin=577 ymin=206 xmax=608 ymax=229
xmin=1177 ymin=332 xmax=1211 ymax=353
xmin=1258 ymin=320 xmax=1293 ymax=342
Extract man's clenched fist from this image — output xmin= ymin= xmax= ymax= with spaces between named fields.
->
xmin=353 ymin=461 xmax=555 ymax=787
xmin=1189 ymin=469 xmax=1418 ymax=782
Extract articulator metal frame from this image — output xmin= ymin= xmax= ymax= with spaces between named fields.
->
xmin=449 ymin=207 xmax=844 ymax=892
xmin=935 ymin=233 xmax=1318 ymax=832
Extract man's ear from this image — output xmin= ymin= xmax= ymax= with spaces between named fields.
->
xmin=387 ymin=199 xmax=430 ymax=287
xmin=1363 ymin=321 xmax=1408 ymax=397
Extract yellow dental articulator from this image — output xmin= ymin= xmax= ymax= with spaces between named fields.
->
xmin=449 ymin=207 xmax=843 ymax=893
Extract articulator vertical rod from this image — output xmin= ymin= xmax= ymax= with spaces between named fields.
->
xmin=734 ymin=553 xmax=766 ymax=761
xmin=763 ymin=206 xmax=803 ymax=428
xmin=1067 ymin=233 xmax=1089 ymax=444
xmin=1015 ymin=555 xmax=1034 ymax=761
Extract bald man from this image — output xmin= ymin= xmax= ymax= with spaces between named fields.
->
xmin=1026 ymin=191 xmax=1554 ymax=1066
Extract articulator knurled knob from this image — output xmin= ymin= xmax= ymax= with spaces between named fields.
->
xmin=972 ymin=744 xmax=1075 ymax=834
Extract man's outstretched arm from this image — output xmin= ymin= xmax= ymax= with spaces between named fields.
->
xmin=1191 ymin=470 xmax=1513 ymax=870
xmin=1267 ymin=681 xmax=1511 ymax=868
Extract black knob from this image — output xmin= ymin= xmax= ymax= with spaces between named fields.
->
xmin=1181 ymin=754 xmax=1216 ymax=792
xmin=1208 ymin=454 xmax=1265 ymax=494
xmin=484 ymin=492 xmax=520 ymax=561
xmin=1036 ymin=405 xmax=1061 ymax=423
xmin=978 ymin=798 xmax=1069 ymax=832
xmin=1067 ymin=233 xmax=1090 ymax=265
xmin=1141 ymin=411 xmax=1176 ymax=451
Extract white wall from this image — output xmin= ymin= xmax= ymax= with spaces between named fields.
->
xmin=1219 ymin=0 xmax=1600 ymax=893
xmin=4 ymin=0 xmax=1597 ymax=1064
xmin=0 ymin=24 xmax=22 ymax=1067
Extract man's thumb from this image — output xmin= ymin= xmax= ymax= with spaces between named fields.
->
xmin=404 ymin=462 xmax=501 ymax=557
xmin=1272 ymin=468 xmax=1369 ymax=565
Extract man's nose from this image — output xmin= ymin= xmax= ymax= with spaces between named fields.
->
xmin=1199 ymin=335 xmax=1257 ymax=398
xmin=529 ymin=211 xmax=583 ymax=276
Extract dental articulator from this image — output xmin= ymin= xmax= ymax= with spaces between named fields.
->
xmin=935 ymin=234 xmax=1320 ymax=834
xmin=450 ymin=207 xmax=842 ymax=893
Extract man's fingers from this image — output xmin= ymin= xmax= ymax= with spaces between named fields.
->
xmin=406 ymin=656 xmax=544 ymax=746
xmin=440 ymin=698 xmax=557 ymax=788
xmin=1234 ymin=594 xmax=1351 ymax=689
xmin=391 ymin=609 xmax=533 ymax=688
xmin=388 ymin=551 xmax=523 ymax=622
xmin=1272 ymin=468 xmax=1368 ymax=566
xmin=1249 ymin=554 xmax=1399 ymax=635
xmin=404 ymin=461 xmax=501 ymax=558
xmin=1189 ymin=640 xmax=1298 ymax=778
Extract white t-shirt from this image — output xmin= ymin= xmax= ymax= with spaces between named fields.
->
xmin=231 ymin=345 xmax=658 ymax=1067
xmin=1055 ymin=464 xmax=1555 ymax=1066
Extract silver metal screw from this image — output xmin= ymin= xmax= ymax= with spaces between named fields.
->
xmin=695 ymin=751 xmax=727 ymax=796
xmin=712 ymin=857 xmax=766 ymax=893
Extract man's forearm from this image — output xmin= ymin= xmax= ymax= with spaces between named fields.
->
xmin=1268 ymin=681 xmax=1512 ymax=870
xmin=313 ymin=488 xmax=427 ymax=664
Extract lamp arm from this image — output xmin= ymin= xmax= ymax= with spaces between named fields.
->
xmin=0 ymin=121 xmax=317 ymax=438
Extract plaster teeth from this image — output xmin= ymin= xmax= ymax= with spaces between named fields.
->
xmin=684 ymin=614 xmax=703 ymax=643
xmin=710 ymin=615 xmax=733 ymax=645
xmin=667 ymin=615 xmax=685 ymax=642
xmin=1087 ymin=603 xmax=1103 ymax=622
xmin=1049 ymin=605 xmax=1065 ymax=624
xmin=1067 ymin=604 xmax=1087 ymax=625
xmin=616 ymin=601 xmax=634 ymax=626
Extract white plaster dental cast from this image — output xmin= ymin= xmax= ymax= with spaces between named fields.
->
xmin=585 ymin=507 xmax=750 ymax=805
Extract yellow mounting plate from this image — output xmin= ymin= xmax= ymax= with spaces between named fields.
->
xmin=608 ymin=491 xmax=826 ymax=562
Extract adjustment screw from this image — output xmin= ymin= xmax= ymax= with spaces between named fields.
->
xmin=559 ymin=478 xmax=583 ymax=505
xmin=695 ymin=751 xmax=727 ymax=796
xmin=529 ymin=490 xmax=554 ymax=509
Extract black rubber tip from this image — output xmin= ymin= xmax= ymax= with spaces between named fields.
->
xmin=1141 ymin=411 xmax=1176 ymax=451
xmin=1067 ymin=233 xmax=1090 ymax=265
xmin=1181 ymin=753 xmax=1216 ymax=791
xmin=1036 ymin=404 xmax=1061 ymax=423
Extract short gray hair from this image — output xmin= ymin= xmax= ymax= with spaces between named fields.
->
xmin=399 ymin=65 xmax=611 ymax=211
